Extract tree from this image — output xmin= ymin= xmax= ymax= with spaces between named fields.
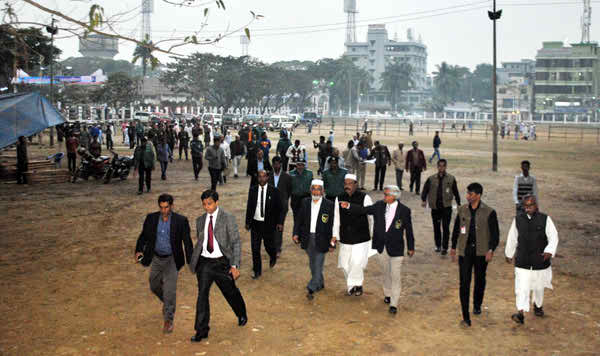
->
xmin=0 ymin=25 xmax=61 ymax=91
xmin=381 ymin=58 xmax=414 ymax=111
xmin=132 ymin=39 xmax=158 ymax=76
xmin=60 ymin=57 xmax=138 ymax=77
xmin=92 ymin=72 xmax=139 ymax=108
xmin=433 ymin=62 xmax=469 ymax=105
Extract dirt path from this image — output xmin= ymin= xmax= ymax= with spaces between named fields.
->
xmin=0 ymin=131 xmax=599 ymax=356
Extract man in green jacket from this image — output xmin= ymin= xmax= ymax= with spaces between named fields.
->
xmin=322 ymin=157 xmax=347 ymax=201
xmin=134 ymin=137 xmax=155 ymax=195
xmin=136 ymin=120 xmax=145 ymax=147
xmin=289 ymin=159 xmax=313 ymax=220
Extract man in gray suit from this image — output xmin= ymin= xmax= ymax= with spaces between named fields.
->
xmin=189 ymin=190 xmax=247 ymax=343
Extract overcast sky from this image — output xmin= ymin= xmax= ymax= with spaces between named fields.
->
xmin=17 ymin=0 xmax=600 ymax=73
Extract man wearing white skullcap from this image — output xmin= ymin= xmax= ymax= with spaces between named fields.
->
xmin=292 ymin=179 xmax=336 ymax=300
xmin=333 ymin=173 xmax=375 ymax=296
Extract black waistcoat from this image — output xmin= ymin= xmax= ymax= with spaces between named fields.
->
xmin=339 ymin=191 xmax=370 ymax=245
xmin=515 ymin=212 xmax=551 ymax=270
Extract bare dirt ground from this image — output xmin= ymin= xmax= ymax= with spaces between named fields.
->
xmin=1 ymin=128 xmax=599 ymax=356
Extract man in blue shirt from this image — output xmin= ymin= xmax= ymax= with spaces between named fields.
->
xmin=135 ymin=194 xmax=193 ymax=334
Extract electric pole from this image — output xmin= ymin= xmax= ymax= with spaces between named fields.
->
xmin=488 ymin=1 xmax=502 ymax=172
xmin=46 ymin=18 xmax=58 ymax=147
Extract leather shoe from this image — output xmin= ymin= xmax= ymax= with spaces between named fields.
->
xmin=354 ymin=286 xmax=363 ymax=296
xmin=238 ymin=315 xmax=248 ymax=326
xmin=269 ymin=257 xmax=277 ymax=268
xmin=460 ymin=320 xmax=471 ymax=328
xmin=534 ymin=305 xmax=544 ymax=317
xmin=511 ymin=312 xmax=525 ymax=324
xmin=347 ymin=286 xmax=356 ymax=296
xmin=384 ymin=296 xmax=391 ymax=304
xmin=306 ymin=289 xmax=314 ymax=300
xmin=190 ymin=332 xmax=208 ymax=343
xmin=251 ymin=272 xmax=261 ymax=280
xmin=163 ymin=320 xmax=174 ymax=334
xmin=473 ymin=307 xmax=482 ymax=315
xmin=441 ymin=249 xmax=448 ymax=256
xmin=434 ymin=247 xmax=441 ymax=253
xmin=389 ymin=306 xmax=397 ymax=314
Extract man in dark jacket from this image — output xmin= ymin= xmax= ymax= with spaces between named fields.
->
xmin=405 ymin=141 xmax=427 ymax=194
xmin=268 ymin=156 xmax=292 ymax=256
xmin=230 ymin=135 xmax=246 ymax=178
xmin=178 ymin=129 xmax=190 ymax=160
xmin=292 ymin=180 xmax=336 ymax=300
xmin=371 ymin=141 xmax=391 ymax=191
xmin=340 ymin=184 xmax=415 ymax=314
xmin=276 ymin=133 xmax=292 ymax=171
xmin=135 ymin=194 xmax=193 ymax=334
xmin=247 ymin=149 xmax=272 ymax=187
xmin=429 ymin=131 xmax=442 ymax=163
xmin=127 ymin=122 xmax=136 ymax=149
xmin=190 ymin=134 xmax=204 ymax=180
xmin=245 ymin=170 xmax=284 ymax=279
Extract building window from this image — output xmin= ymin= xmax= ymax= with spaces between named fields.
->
xmin=370 ymin=40 xmax=376 ymax=46
xmin=536 ymin=72 xmax=549 ymax=80
xmin=351 ymin=48 xmax=356 ymax=52
xmin=369 ymin=50 xmax=375 ymax=56
xmin=549 ymin=72 xmax=557 ymax=80
xmin=520 ymin=88 xmax=527 ymax=94
xmin=498 ymin=88 xmax=507 ymax=94
xmin=502 ymin=99 xmax=514 ymax=108
xmin=351 ymin=57 xmax=358 ymax=62
xmin=559 ymin=72 xmax=572 ymax=81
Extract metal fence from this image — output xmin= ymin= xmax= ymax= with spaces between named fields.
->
xmin=307 ymin=118 xmax=600 ymax=144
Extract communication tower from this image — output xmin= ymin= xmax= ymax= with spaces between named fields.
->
xmin=581 ymin=0 xmax=592 ymax=43
xmin=344 ymin=0 xmax=357 ymax=43
xmin=141 ymin=0 xmax=154 ymax=41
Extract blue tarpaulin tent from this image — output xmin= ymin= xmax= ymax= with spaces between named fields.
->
xmin=0 ymin=92 xmax=66 ymax=149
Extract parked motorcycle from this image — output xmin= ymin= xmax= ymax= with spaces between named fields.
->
xmin=103 ymin=150 xmax=134 ymax=184
xmin=72 ymin=147 xmax=109 ymax=183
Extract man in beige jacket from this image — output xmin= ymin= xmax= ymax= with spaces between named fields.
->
xmin=391 ymin=143 xmax=405 ymax=190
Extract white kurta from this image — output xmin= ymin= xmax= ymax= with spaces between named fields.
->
xmin=333 ymin=194 xmax=376 ymax=290
xmin=505 ymin=215 xmax=559 ymax=311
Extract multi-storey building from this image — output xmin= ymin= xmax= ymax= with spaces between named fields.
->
xmin=344 ymin=25 xmax=429 ymax=111
xmin=534 ymin=41 xmax=599 ymax=112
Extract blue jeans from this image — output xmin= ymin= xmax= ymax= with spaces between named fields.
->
xmin=430 ymin=148 xmax=441 ymax=162
xmin=306 ymin=234 xmax=325 ymax=292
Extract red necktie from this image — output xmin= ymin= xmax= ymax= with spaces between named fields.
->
xmin=207 ymin=215 xmax=214 ymax=253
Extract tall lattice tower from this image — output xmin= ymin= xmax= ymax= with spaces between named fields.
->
xmin=344 ymin=0 xmax=357 ymax=43
xmin=582 ymin=0 xmax=592 ymax=43
xmin=240 ymin=35 xmax=250 ymax=56
xmin=141 ymin=0 xmax=154 ymax=41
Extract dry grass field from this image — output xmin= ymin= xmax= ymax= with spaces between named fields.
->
xmin=0 ymin=126 xmax=599 ymax=356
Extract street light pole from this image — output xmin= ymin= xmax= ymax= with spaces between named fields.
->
xmin=489 ymin=1 xmax=502 ymax=172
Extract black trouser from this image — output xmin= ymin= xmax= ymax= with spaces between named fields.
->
xmin=192 ymin=155 xmax=203 ymax=179
xmin=431 ymin=207 xmax=452 ymax=250
xmin=129 ymin=134 xmax=135 ymax=149
xmin=67 ymin=152 xmax=77 ymax=172
xmin=409 ymin=168 xmax=422 ymax=193
xmin=273 ymin=207 xmax=288 ymax=253
xmin=194 ymin=256 xmax=246 ymax=335
xmin=136 ymin=133 xmax=143 ymax=146
xmin=138 ymin=166 xmax=152 ymax=192
xmin=250 ymin=220 xmax=277 ymax=275
xmin=318 ymin=156 xmax=326 ymax=174
xmin=16 ymin=166 xmax=27 ymax=184
xmin=106 ymin=135 xmax=113 ymax=150
xmin=458 ymin=252 xmax=488 ymax=322
xmin=179 ymin=145 xmax=188 ymax=160
xmin=208 ymin=168 xmax=221 ymax=191
xmin=291 ymin=194 xmax=307 ymax=221
xmin=374 ymin=165 xmax=387 ymax=190
xmin=281 ymin=156 xmax=289 ymax=172
xmin=395 ymin=169 xmax=404 ymax=190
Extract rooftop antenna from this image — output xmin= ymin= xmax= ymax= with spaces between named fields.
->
xmin=141 ymin=0 xmax=154 ymax=41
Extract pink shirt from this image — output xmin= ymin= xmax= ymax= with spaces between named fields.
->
xmin=385 ymin=201 xmax=398 ymax=232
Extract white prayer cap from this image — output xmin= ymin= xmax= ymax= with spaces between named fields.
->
xmin=311 ymin=179 xmax=324 ymax=187
xmin=344 ymin=174 xmax=357 ymax=181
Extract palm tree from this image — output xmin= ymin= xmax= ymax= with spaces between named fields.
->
xmin=132 ymin=38 xmax=156 ymax=77
xmin=380 ymin=58 xmax=414 ymax=111
xmin=433 ymin=62 xmax=469 ymax=105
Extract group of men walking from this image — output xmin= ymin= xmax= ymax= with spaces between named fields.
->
xmin=134 ymin=123 xmax=558 ymax=344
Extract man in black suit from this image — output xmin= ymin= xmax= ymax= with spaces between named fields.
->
xmin=292 ymin=179 xmax=336 ymax=300
xmin=268 ymin=156 xmax=292 ymax=256
xmin=247 ymin=148 xmax=272 ymax=187
xmin=340 ymin=185 xmax=415 ymax=314
xmin=189 ymin=190 xmax=248 ymax=342
xmin=135 ymin=194 xmax=193 ymax=333
xmin=245 ymin=170 xmax=284 ymax=279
